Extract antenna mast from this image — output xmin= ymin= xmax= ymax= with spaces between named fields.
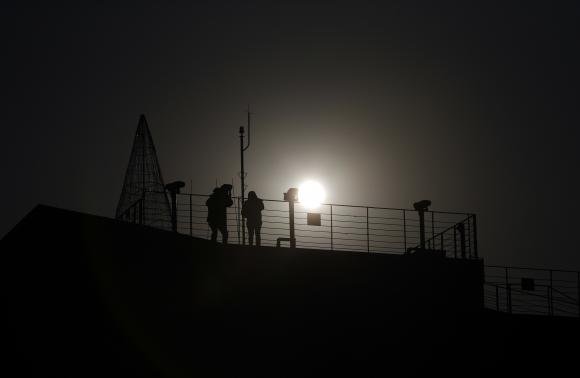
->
xmin=239 ymin=105 xmax=251 ymax=245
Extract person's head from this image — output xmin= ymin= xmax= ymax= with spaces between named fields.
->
xmin=248 ymin=191 xmax=258 ymax=200
xmin=212 ymin=187 xmax=220 ymax=196
xmin=220 ymin=184 xmax=232 ymax=198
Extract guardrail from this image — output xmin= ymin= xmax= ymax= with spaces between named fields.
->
xmin=117 ymin=191 xmax=580 ymax=317
xmin=118 ymin=191 xmax=477 ymax=257
xmin=484 ymin=265 xmax=580 ymax=318
xmin=118 ymin=198 xmax=144 ymax=224
xmin=166 ymin=192 xmax=477 ymax=257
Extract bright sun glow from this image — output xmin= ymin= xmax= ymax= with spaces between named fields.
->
xmin=298 ymin=180 xmax=326 ymax=209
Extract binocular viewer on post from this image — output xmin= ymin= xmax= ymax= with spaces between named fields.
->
xmin=408 ymin=199 xmax=433 ymax=255
xmin=413 ymin=200 xmax=431 ymax=212
xmin=283 ymin=188 xmax=299 ymax=202
xmin=165 ymin=181 xmax=185 ymax=193
xmin=279 ymin=188 xmax=299 ymax=248
xmin=164 ymin=181 xmax=186 ymax=233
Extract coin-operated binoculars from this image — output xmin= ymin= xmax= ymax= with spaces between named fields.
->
xmin=413 ymin=200 xmax=431 ymax=249
xmin=280 ymin=188 xmax=299 ymax=248
xmin=165 ymin=181 xmax=185 ymax=232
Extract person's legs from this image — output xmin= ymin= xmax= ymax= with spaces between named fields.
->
xmin=247 ymin=225 xmax=255 ymax=246
xmin=219 ymin=224 xmax=228 ymax=244
xmin=209 ymin=223 xmax=218 ymax=242
xmin=255 ymin=225 xmax=261 ymax=247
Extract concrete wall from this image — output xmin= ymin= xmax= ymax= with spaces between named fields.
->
xmin=8 ymin=205 xmax=556 ymax=377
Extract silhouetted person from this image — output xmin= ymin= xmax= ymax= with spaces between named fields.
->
xmin=242 ymin=191 xmax=264 ymax=246
xmin=206 ymin=185 xmax=233 ymax=243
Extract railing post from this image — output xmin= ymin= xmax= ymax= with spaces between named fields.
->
xmin=577 ymin=272 xmax=580 ymax=318
xmin=403 ymin=209 xmax=407 ymax=253
xmin=453 ymin=225 xmax=457 ymax=259
xmin=505 ymin=267 xmax=512 ymax=314
xmin=549 ymin=270 xmax=554 ymax=316
xmin=458 ymin=222 xmax=466 ymax=259
xmin=366 ymin=207 xmax=370 ymax=253
xmin=440 ymin=233 xmax=444 ymax=251
xmin=170 ymin=193 xmax=178 ymax=232
xmin=289 ymin=200 xmax=295 ymax=248
xmin=472 ymin=214 xmax=478 ymax=259
xmin=330 ymin=204 xmax=334 ymax=251
xmin=547 ymin=286 xmax=552 ymax=316
xmin=237 ymin=196 xmax=241 ymax=244
xmin=467 ymin=216 xmax=472 ymax=259
xmin=138 ymin=199 xmax=143 ymax=225
xmin=189 ymin=194 xmax=193 ymax=236
xmin=496 ymin=285 xmax=500 ymax=312
xmin=289 ymin=197 xmax=296 ymax=249
xmin=507 ymin=283 xmax=512 ymax=314
xmin=431 ymin=211 xmax=435 ymax=241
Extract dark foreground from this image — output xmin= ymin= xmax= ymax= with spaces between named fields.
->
xmin=1 ymin=206 xmax=578 ymax=377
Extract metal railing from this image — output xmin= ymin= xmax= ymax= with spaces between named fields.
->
xmin=118 ymin=198 xmax=144 ymax=225
xmin=162 ymin=192 xmax=477 ymax=257
xmin=117 ymin=191 xmax=580 ymax=317
xmin=484 ymin=265 xmax=580 ymax=318
xmin=118 ymin=191 xmax=477 ymax=257
xmin=420 ymin=214 xmax=478 ymax=259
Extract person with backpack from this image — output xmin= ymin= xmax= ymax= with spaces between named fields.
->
xmin=206 ymin=185 xmax=233 ymax=243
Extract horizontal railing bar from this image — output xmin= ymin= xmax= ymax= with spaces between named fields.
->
xmin=485 ymin=265 xmax=580 ymax=274
xmin=167 ymin=191 xmax=474 ymax=216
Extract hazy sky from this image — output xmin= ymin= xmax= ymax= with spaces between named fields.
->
xmin=2 ymin=1 xmax=579 ymax=269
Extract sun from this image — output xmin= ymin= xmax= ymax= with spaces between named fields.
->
xmin=298 ymin=180 xmax=326 ymax=210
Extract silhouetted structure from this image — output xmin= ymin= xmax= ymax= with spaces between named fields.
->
xmin=282 ymin=187 xmax=298 ymax=248
xmin=206 ymin=184 xmax=233 ymax=243
xmin=115 ymin=115 xmax=171 ymax=230
xmin=239 ymin=107 xmax=251 ymax=245
xmin=165 ymin=181 xmax=185 ymax=232
xmin=2 ymin=205 xmax=578 ymax=376
xmin=413 ymin=199 xmax=431 ymax=249
xmin=242 ymin=190 xmax=264 ymax=246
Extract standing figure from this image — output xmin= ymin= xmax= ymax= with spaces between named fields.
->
xmin=206 ymin=185 xmax=233 ymax=243
xmin=242 ymin=191 xmax=264 ymax=246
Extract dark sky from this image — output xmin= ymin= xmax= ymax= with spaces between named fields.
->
xmin=2 ymin=1 xmax=579 ymax=269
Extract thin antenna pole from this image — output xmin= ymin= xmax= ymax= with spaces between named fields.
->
xmin=240 ymin=105 xmax=252 ymax=246
xmin=240 ymin=126 xmax=245 ymax=245
xmin=244 ymin=105 xmax=251 ymax=152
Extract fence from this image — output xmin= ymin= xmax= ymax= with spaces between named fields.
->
xmin=119 ymin=192 xmax=476 ymax=256
xmin=484 ymin=265 xmax=580 ymax=317
xmin=118 ymin=191 xmax=580 ymax=317
xmin=136 ymin=192 xmax=478 ymax=257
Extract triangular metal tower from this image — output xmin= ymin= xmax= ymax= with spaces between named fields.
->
xmin=115 ymin=114 xmax=172 ymax=230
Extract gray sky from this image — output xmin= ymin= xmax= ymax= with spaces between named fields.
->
xmin=2 ymin=1 xmax=579 ymax=269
